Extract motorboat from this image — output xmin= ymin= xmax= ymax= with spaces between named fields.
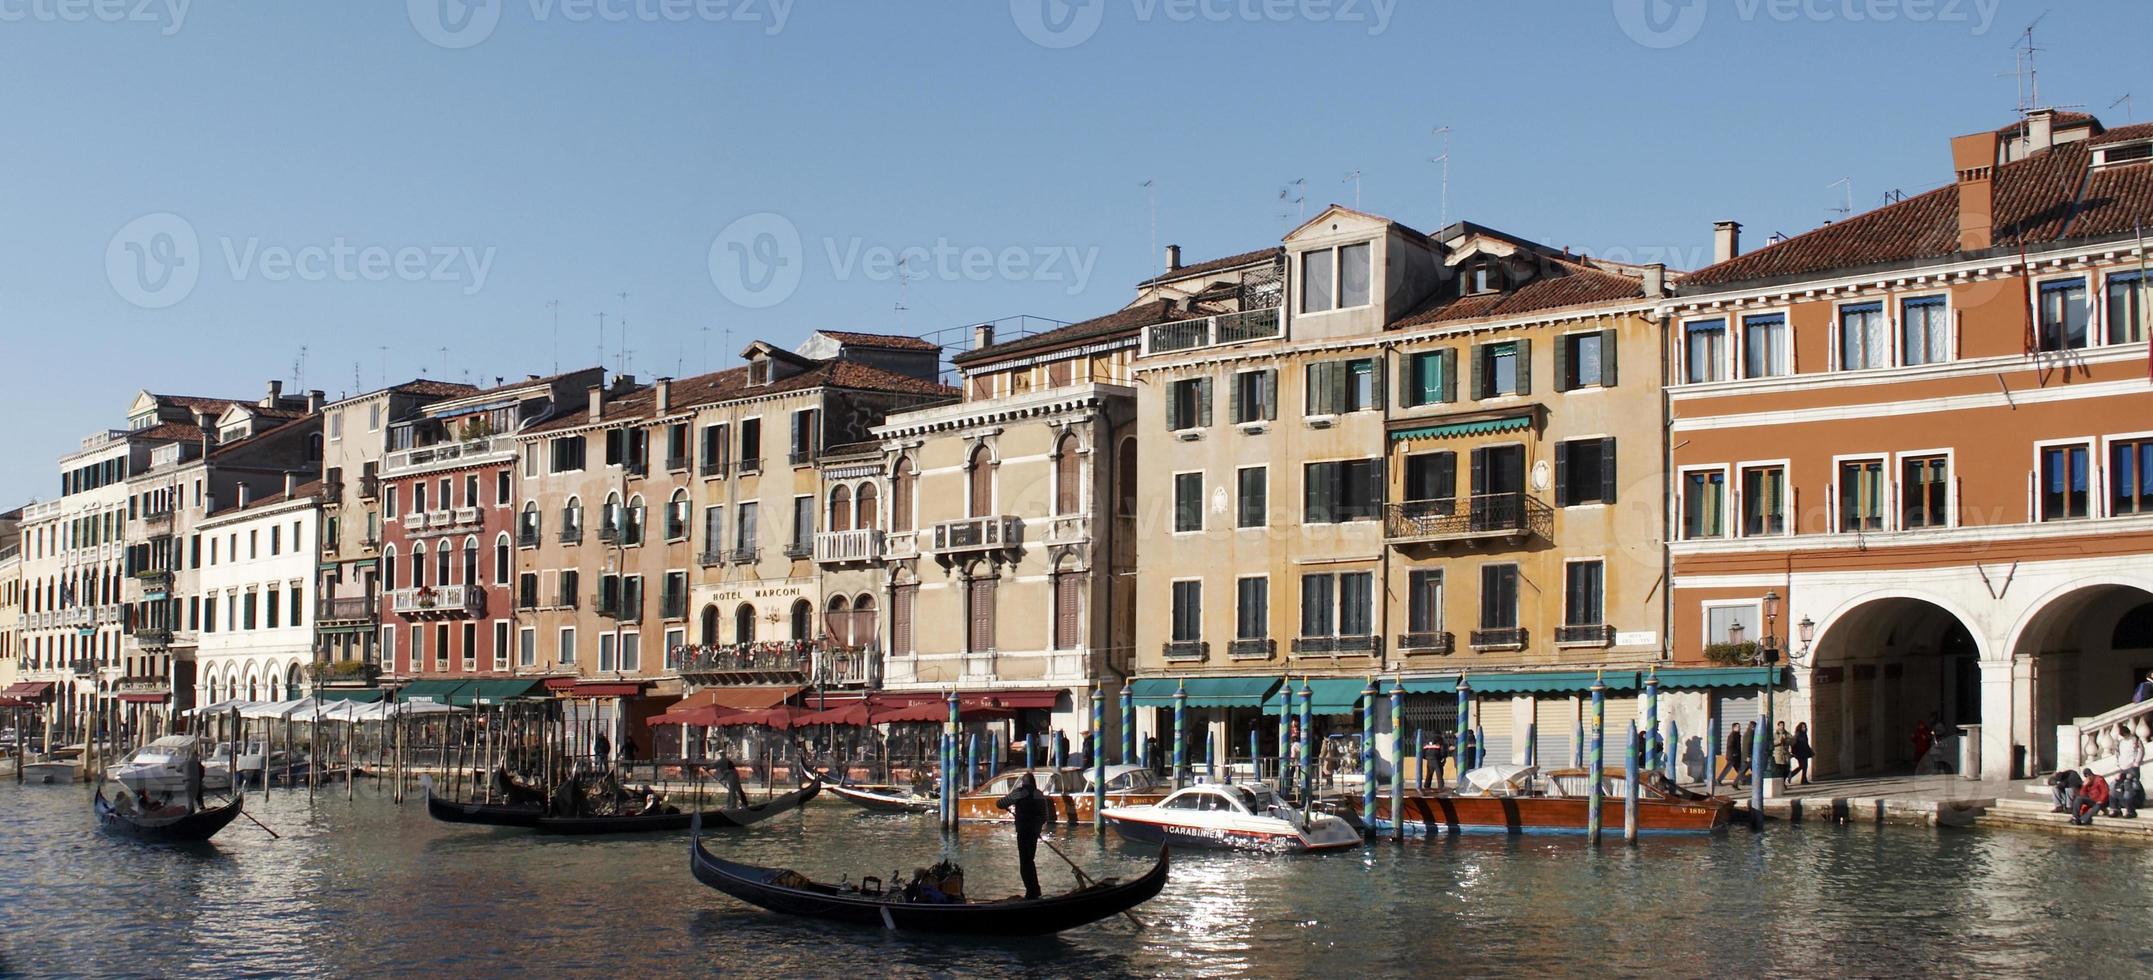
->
xmin=110 ymin=735 xmax=210 ymax=794
xmin=1103 ymin=783 xmax=1361 ymax=854
xmin=956 ymin=765 xmax=1169 ymax=824
xmin=1365 ymin=765 xmax=1736 ymax=836
xmin=827 ymin=781 xmax=936 ymax=814
xmin=20 ymin=758 xmax=83 ymax=784
xmin=205 ymin=741 xmax=293 ymax=787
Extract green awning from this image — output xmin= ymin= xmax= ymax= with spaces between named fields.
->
xmin=1390 ymin=415 xmax=1531 ymax=442
xmin=454 ymin=679 xmax=546 ymax=706
xmin=314 ymin=689 xmax=386 ymax=703
xmin=397 ymin=680 xmax=469 ymax=704
xmin=1400 ymin=667 xmax=1781 ymax=696
xmin=1262 ymin=678 xmax=1384 ymax=716
xmin=1129 ymin=677 xmax=1282 ymax=708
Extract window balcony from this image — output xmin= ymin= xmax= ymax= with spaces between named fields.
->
xmin=452 ymin=506 xmax=481 ymax=526
xmin=930 ymin=516 xmax=1022 ymax=555
xmin=356 ymin=475 xmax=379 ymax=500
xmin=1043 ymin=514 xmax=1091 ymax=547
xmin=137 ymin=510 xmax=174 ymax=536
xmin=700 ymin=459 xmax=728 ymax=479
xmin=320 ymin=596 xmax=377 ymax=622
xmin=131 ymin=627 xmax=172 ymax=647
xmin=1141 ymin=307 xmax=1283 ymax=357
xmin=401 ymin=512 xmax=426 ymax=531
xmin=1384 ymin=493 xmax=1553 ymax=546
xmin=727 ymin=546 xmax=761 ymax=565
xmin=1397 ymin=631 xmax=1455 ymax=656
xmin=789 ymin=448 xmax=814 ymax=467
xmin=1470 ymin=627 xmax=1528 ymax=652
xmin=1162 ymin=640 xmax=1209 ymax=663
xmin=783 ymin=541 xmax=813 ymax=560
xmin=1228 ymin=638 xmax=1276 ymax=660
xmin=518 ymin=528 xmax=540 ymax=548
xmin=1554 ymin=624 xmax=1615 ymax=648
xmin=737 ymin=457 xmax=762 ymax=476
xmin=558 ymin=525 xmax=584 ymax=545
xmin=133 ymin=568 xmax=172 ymax=588
xmin=1291 ymin=634 xmax=1382 ymax=657
xmin=387 ymin=584 xmax=486 ymax=618
xmin=697 ymin=549 xmax=725 ymax=568
xmin=814 ymin=529 xmax=885 ymax=565
xmin=665 ymin=454 xmax=688 ymax=473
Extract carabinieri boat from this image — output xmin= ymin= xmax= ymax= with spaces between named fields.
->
xmin=1103 ymin=784 xmax=1361 ymax=854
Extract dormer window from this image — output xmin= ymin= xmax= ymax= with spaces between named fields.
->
xmin=2096 ymin=141 xmax=2153 ymax=167
xmin=1299 ymin=242 xmax=1372 ymax=314
xmin=748 ymin=358 xmax=770 ymax=386
xmin=1469 ymin=262 xmax=1497 ymax=294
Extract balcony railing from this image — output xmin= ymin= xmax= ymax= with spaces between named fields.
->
xmin=930 ymin=516 xmax=1021 ymax=554
xmin=383 ymin=435 xmax=510 ymax=476
xmin=1384 ymin=493 xmax=1553 ymax=545
xmin=1228 ymin=638 xmax=1276 ymax=660
xmin=321 ymin=596 xmax=377 ymax=621
xmin=1162 ymin=641 xmax=1209 ymax=662
xmin=814 ymin=528 xmax=886 ymax=565
xmin=1291 ymin=634 xmax=1382 ymax=656
xmin=727 ymin=546 xmax=761 ymax=565
xmin=680 ymin=642 xmax=815 ymax=679
xmin=387 ymin=584 xmax=485 ymax=618
xmin=558 ymin=524 xmax=584 ymax=545
xmin=665 ymin=454 xmax=688 ymax=473
xmin=357 ymin=475 xmax=379 ymax=499
xmin=1044 ymin=515 xmax=1091 ymax=547
xmin=1142 ymin=307 xmax=1283 ymax=356
xmin=789 ymin=448 xmax=814 ymax=467
xmin=1398 ymin=631 xmax=1455 ymax=655
xmin=1554 ymin=624 xmax=1615 ymax=647
xmin=700 ymin=459 xmax=728 ymax=478
xmin=133 ymin=568 xmax=172 ymax=587
xmin=131 ymin=627 xmax=172 ymax=647
xmin=1470 ymin=627 xmax=1529 ymax=652
xmin=69 ymin=658 xmax=97 ymax=678
xmin=782 ymin=541 xmax=813 ymax=560
xmin=737 ymin=457 xmax=762 ymax=476
xmin=321 ymin=480 xmax=344 ymax=503
xmin=697 ymin=549 xmax=725 ymax=568
xmin=518 ymin=528 xmax=540 ymax=548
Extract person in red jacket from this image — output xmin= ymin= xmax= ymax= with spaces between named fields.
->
xmin=2074 ymin=769 xmax=2110 ymax=825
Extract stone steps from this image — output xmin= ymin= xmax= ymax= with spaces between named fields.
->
xmin=1753 ymin=795 xmax=1990 ymax=827
xmin=1978 ymin=798 xmax=2153 ymax=838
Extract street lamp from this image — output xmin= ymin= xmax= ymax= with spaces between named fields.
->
xmin=1796 ymin=615 xmax=1816 ymax=665
xmin=1760 ymin=590 xmax=1780 ymax=665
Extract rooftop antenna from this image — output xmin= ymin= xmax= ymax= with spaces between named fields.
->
xmin=1882 ymin=188 xmax=1906 ymax=205
xmin=1430 ymin=125 xmax=1453 ymax=229
xmin=1827 ymin=177 xmax=1854 ymax=220
xmin=1141 ymin=179 xmax=1159 ymax=280
xmin=291 ymin=345 xmax=308 ymax=393
xmin=594 ymin=311 xmax=607 ymax=370
xmin=1278 ymin=178 xmax=1306 ymax=231
xmin=2112 ymin=92 xmax=2135 ymax=121
xmin=377 ymin=346 xmax=387 ymax=388
xmin=546 ymin=299 xmax=560 ymax=374
xmin=1342 ymin=170 xmax=1363 ymax=210
xmin=894 ymin=253 xmax=921 ymax=317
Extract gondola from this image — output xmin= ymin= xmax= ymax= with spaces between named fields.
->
xmin=689 ymin=820 xmax=1168 ymax=935
xmin=530 ymin=777 xmax=822 ymax=836
xmin=93 ymin=788 xmax=245 ymax=843
xmin=827 ymin=781 xmax=934 ymax=814
xmin=422 ymin=777 xmax=546 ymax=828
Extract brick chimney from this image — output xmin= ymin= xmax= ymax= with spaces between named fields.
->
xmin=1164 ymin=244 xmax=1183 ymax=272
xmin=654 ymin=377 xmax=672 ymax=416
xmin=1712 ymin=221 xmax=1742 ymax=264
xmin=263 ymin=379 xmax=283 ymax=408
xmin=588 ymin=384 xmax=604 ymax=423
xmin=973 ymin=323 xmax=996 ymax=350
xmin=1952 ymin=131 xmax=2000 ymax=252
xmin=236 ymin=482 xmax=251 ymax=509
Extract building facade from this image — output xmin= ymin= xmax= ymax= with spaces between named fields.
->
xmin=194 ymin=481 xmax=322 ymax=705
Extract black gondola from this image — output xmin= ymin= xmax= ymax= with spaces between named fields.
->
xmin=530 ymin=777 xmax=822 ymax=836
xmin=423 ymin=777 xmax=545 ymax=828
xmin=93 ymin=789 xmax=245 ymax=843
xmin=688 ymin=820 xmax=1170 ymax=935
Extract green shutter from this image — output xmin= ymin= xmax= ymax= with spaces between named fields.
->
xmin=1553 ymin=334 xmax=1572 ymax=393
xmin=1554 ymin=441 xmax=1569 ymax=506
xmin=1230 ymin=373 xmax=1246 ymax=422
xmin=1398 ymin=357 xmax=1417 ymax=409
xmin=1367 ymin=359 xmax=1385 ymax=412
xmin=1515 ymin=337 xmax=1533 ymax=395
xmin=1601 ymin=437 xmax=1619 ymax=504
xmin=1600 ymin=328 xmax=1620 ymax=387
xmin=1469 ymin=346 xmax=1485 ymax=401
xmin=1196 ymin=377 xmax=1214 ymax=427
xmin=1260 ymin=369 xmax=1278 ymax=420
xmin=1165 ymin=386 xmax=1180 ymax=430
xmin=1441 ymin=349 xmax=1457 ymax=403
xmin=1469 ymin=448 xmax=1487 ymax=498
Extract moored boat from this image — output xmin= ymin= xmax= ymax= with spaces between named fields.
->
xmin=1103 ymin=783 xmax=1361 ymax=854
xmin=689 ymin=818 xmax=1169 ymax=935
xmin=531 ymin=777 xmax=821 ymax=835
xmin=110 ymin=735 xmax=209 ymax=794
xmin=423 ymin=777 xmax=545 ymax=828
xmin=955 ymin=766 xmax=1168 ymax=824
xmin=20 ymin=759 xmax=83 ymax=784
xmin=93 ymin=788 xmax=245 ymax=843
xmin=1366 ymin=766 xmax=1735 ymax=836
xmin=828 ymin=782 xmax=935 ymax=814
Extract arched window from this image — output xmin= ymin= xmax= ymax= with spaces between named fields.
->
xmin=438 ymin=541 xmax=453 ymax=586
xmin=828 ymin=594 xmax=851 ymax=614
xmin=287 ymin=662 xmax=303 ymax=698
xmin=382 ymin=545 xmax=399 ymax=590
xmin=1053 ymin=433 xmax=1081 ymax=515
xmin=411 ymin=543 xmax=428 ymax=588
xmin=891 ymin=458 xmax=916 ymax=533
xmin=790 ymin=598 xmax=814 ymax=641
xmin=493 ymin=533 xmax=511 ymax=585
xmin=603 ymin=492 xmax=623 ymax=541
xmin=828 ymin=486 xmax=852 ymax=533
xmin=521 ymin=501 xmax=541 ymax=542
xmin=625 ymin=494 xmax=646 ymax=545
xmin=700 ymin=604 xmax=720 ymax=647
xmin=734 ymin=603 xmax=757 ymax=645
xmin=562 ymin=496 xmax=583 ymax=538
xmin=463 ymin=536 xmax=479 ymax=586
xmin=856 ymin=483 xmax=878 ymax=530
xmin=968 ymin=445 xmax=994 ymax=518
xmin=667 ymin=489 xmax=690 ymax=542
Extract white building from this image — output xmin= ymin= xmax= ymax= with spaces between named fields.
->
xmin=194 ymin=480 xmax=322 ymax=704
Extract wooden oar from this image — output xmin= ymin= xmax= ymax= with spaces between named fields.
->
xmin=1041 ymin=839 xmax=1144 ymax=930
xmin=233 ymin=799 xmax=281 ymax=839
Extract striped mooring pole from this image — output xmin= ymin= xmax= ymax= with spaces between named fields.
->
xmin=1587 ymin=674 xmax=1606 ymax=844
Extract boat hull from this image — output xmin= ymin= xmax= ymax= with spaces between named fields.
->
xmin=20 ymin=761 xmax=82 ymax=784
xmin=93 ymin=790 xmax=245 ymax=843
xmin=828 ymin=783 xmax=934 ymax=814
xmin=1369 ymin=792 xmax=1733 ymax=836
xmin=530 ymin=778 xmax=822 ymax=836
xmin=1103 ymin=812 xmax=1358 ymax=854
xmin=954 ymin=790 xmax=1167 ymax=825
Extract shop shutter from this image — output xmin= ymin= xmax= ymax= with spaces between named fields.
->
xmin=1533 ymin=697 xmax=1575 ymax=769
xmin=1477 ymin=698 xmax=1514 ymax=766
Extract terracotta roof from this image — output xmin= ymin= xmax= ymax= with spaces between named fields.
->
xmin=1136 ymin=247 xmax=1284 ymax=288
xmin=1392 ymin=260 xmax=1648 ymax=328
xmin=951 ymin=299 xmax=1181 ymax=366
xmin=1996 ymin=110 xmax=2100 ymax=140
xmin=206 ymin=480 xmax=323 ymax=519
xmin=387 ymin=379 xmax=480 ymax=399
xmin=1683 ymin=121 xmax=2153 ymax=291
xmin=523 ymin=360 xmax=955 ymax=435
xmin=152 ymin=394 xmax=246 ymax=415
xmin=814 ymin=330 xmax=940 ymax=352
xmin=130 ymin=422 xmax=211 ymax=443
xmin=823 ymin=360 xmax=959 ymax=397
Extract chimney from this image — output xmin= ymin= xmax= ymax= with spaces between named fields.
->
xmin=196 ymin=410 xmax=218 ymax=446
xmin=306 ymin=389 xmax=325 ymax=413
xmin=264 ymin=379 xmax=283 ymax=408
xmin=1164 ymin=244 xmax=1183 ymax=272
xmin=1712 ymin=221 xmax=1742 ymax=264
xmin=973 ymin=323 xmax=996 ymax=350
xmin=236 ymin=482 xmax=251 ymax=509
xmin=284 ymin=473 xmax=296 ymax=500
xmin=1952 ymin=131 xmax=2000 ymax=252
xmin=587 ymin=384 xmax=604 ymax=423
xmin=2024 ymin=108 xmax=2056 ymax=154
xmin=655 ymin=377 xmax=672 ymax=416
xmin=1640 ymin=263 xmax=1666 ymax=297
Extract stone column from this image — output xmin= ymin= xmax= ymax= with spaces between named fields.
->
xmin=1986 ymin=657 xmax=2021 ymax=780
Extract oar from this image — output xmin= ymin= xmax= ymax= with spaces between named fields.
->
xmin=1041 ymin=838 xmax=1144 ymax=930
xmin=233 ymin=799 xmax=281 ymax=839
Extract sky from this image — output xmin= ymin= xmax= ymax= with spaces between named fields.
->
xmin=1 ymin=0 xmax=2146 ymax=506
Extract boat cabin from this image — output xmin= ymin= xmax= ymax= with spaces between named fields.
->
xmin=976 ymin=765 xmax=1164 ymax=796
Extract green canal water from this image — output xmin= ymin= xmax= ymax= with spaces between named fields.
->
xmin=3 ymin=780 xmax=2149 ymax=977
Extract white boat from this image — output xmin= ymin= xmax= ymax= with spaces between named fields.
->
xmin=110 ymin=735 xmax=210 ymax=794
xmin=20 ymin=759 xmax=83 ymax=784
xmin=1102 ymin=783 xmax=1362 ymax=854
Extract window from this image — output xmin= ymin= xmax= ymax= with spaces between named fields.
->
xmin=1051 ymin=573 xmax=1081 ymax=650
xmin=1740 ymin=465 xmax=1786 ymax=536
xmin=967 ymin=446 xmax=994 ymax=518
xmin=2041 ymin=444 xmax=2091 ymax=521
xmin=1170 ymin=581 xmax=1202 ymax=643
xmin=735 ymin=502 xmax=759 ymax=551
xmin=549 ymin=437 xmax=585 ymax=473
xmin=1682 ymin=470 xmax=1726 ymax=539
xmin=1403 ymin=452 xmax=1455 ymax=504
xmin=243 ymin=592 xmax=258 ymax=630
xmin=1556 ymin=330 xmax=1616 ymax=390
xmin=1173 ymin=473 xmax=1205 ymax=532
xmin=666 ymin=423 xmax=689 ymax=470
xmin=1053 ymin=437 xmax=1081 ymax=514
xmin=1901 ymin=455 xmax=1950 ymax=529
xmin=1837 ymin=458 xmax=1886 ymax=532
xmin=738 ymin=418 xmax=762 ymax=468
xmin=382 ymin=627 xmax=395 ymax=671
xmin=264 ymin=588 xmax=280 ymax=629
xmin=464 ymin=474 xmax=479 ymax=508
xmin=1474 ymin=341 xmax=1529 ymax=398
xmin=1298 ymin=573 xmax=1334 ymax=638
xmin=558 ymin=627 xmax=576 ymax=665
xmin=2109 ymin=271 xmax=2149 ymax=345
xmin=1236 ymin=467 xmax=1266 ymax=528
xmin=965 ymin=576 xmax=995 ymax=653
xmin=891 ymin=458 xmax=916 ymax=533
xmin=1338 ymin=242 xmax=1371 ymax=308
xmin=519 ymin=627 xmax=536 ymax=668
xmin=789 ymin=409 xmax=818 ymax=462
xmin=598 ymin=633 xmax=617 ymax=673
xmin=668 ymin=492 xmax=690 ymax=541
xmin=892 ymin=584 xmax=916 ymax=656
xmin=621 ymin=631 xmax=641 ymax=672
xmin=1479 ymin=564 xmax=1518 ymax=629
xmin=1706 ymin=604 xmax=1759 ymax=645
xmin=1407 ymin=569 xmax=1443 ymax=633
xmin=559 ymin=569 xmax=579 ymax=607
xmin=438 ymin=624 xmax=454 ymax=670
xmin=1305 ymin=358 xmax=1379 ymax=415
xmin=493 ymin=535 xmax=509 ymax=584
xmin=2038 ymin=278 xmax=2090 ymax=351
xmin=700 ymin=507 xmax=722 ymax=558
xmin=1235 ymin=577 xmax=1268 ymax=639
xmin=1229 ymin=369 xmax=1278 ymax=423
xmin=700 ymin=424 xmax=729 ymax=475
xmin=1836 ymin=302 xmax=1888 ymax=371
xmin=1303 ymin=459 xmax=1383 ymax=523
xmin=1563 ymin=561 xmax=1604 ymax=627
xmin=518 ymin=573 xmax=539 ymax=610
xmin=1338 ymin=572 xmax=1372 ymax=636
xmin=269 ymin=526 xmax=281 ymax=555
xmin=665 ymin=627 xmax=686 ymax=670
xmin=1554 ymin=438 xmax=1616 ymax=507
xmin=495 ymin=471 xmax=510 ymax=506
xmin=1902 ymin=296 xmax=1949 ymax=365
xmin=1166 ymin=377 xmax=1213 ymax=431
xmin=493 ymin=621 xmax=509 ymax=671
xmin=791 ymin=495 xmax=815 ymax=551
xmin=1301 ymin=248 xmax=1334 ymax=313
xmin=1742 ymin=313 xmax=1787 ymax=378
xmin=409 ymin=625 xmax=423 ymax=672
xmin=1400 ymin=349 xmax=1455 ymax=406
xmin=1683 ymin=318 xmax=1726 ymax=384
xmin=2112 ymin=438 xmax=2153 ymax=516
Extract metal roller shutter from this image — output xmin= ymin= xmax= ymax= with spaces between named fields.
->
xmin=1533 ymin=697 xmax=1574 ymax=769
xmin=1603 ymin=696 xmax=1641 ymax=759
xmin=1477 ymin=698 xmax=1514 ymax=767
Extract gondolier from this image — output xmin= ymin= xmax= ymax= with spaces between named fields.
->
xmin=995 ymin=773 xmax=1051 ymax=899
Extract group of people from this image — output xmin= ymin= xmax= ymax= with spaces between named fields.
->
xmin=1716 ymin=721 xmax=1816 ymax=788
xmin=2050 ymin=722 xmax=2148 ymax=825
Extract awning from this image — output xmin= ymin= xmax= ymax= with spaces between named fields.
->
xmin=313 ymin=689 xmax=387 ymax=704
xmin=2 ymin=681 xmax=54 ymax=700
xmin=683 ymin=686 xmax=803 ymax=712
xmin=397 ymin=679 xmax=469 ymax=704
xmin=118 ymin=693 xmax=168 ymax=704
xmin=1129 ymin=677 xmax=1282 ymax=708
xmin=1396 ymin=667 xmax=1783 ymax=696
xmin=566 ymin=682 xmax=642 ymax=698
xmin=1389 ymin=415 xmax=1532 ymax=442
xmin=1262 ymin=679 xmax=1382 ymax=716
xmin=455 ymin=679 xmax=547 ymax=706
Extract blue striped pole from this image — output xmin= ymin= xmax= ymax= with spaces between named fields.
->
xmin=1752 ymin=682 xmax=1770 ymax=830
xmin=966 ymin=732 xmax=978 ymax=791
xmin=1203 ymin=723 xmax=1214 ymax=783
xmin=1276 ymin=676 xmax=1292 ymax=787
xmin=1246 ymin=728 xmax=1257 ymax=786
xmin=1413 ymin=728 xmax=1425 ymax=791
xmin=1389 ymin=676 xmax=1405 ymax=841
xmin=1623 ymin=719 xmax=1640 ymax=843
xmin=1475 ymin=725 xmax=1486 ymax=769
xmin=1453 ymin=678 xmax=1471 ymax=788
xmin=1053 ymin=728 xmax=1065 ymax=771
xmin=945 ymin=689 xmax=961 ymax=830
xmin=1525 ymin=722 xmax=1537 ymax=767
xmin=1667 ymin=719 xmax=1681 ymax=781
xmin=1707 ymin=722 xmax=1720 ymax=794
xmin=1120 ymin=684 xmax=1134 ymax=766
xmin=1643 ymin=669 xmax=1661 ymax=772
xmin=1024 ymin=730 xmax=1035 ymax=771
xmin=1587 ymin=675 xmax=1606 ymax=844
xmin=1171 ymin=680 xmax=1187 ymax=790
xmin=1091 ymin=685 xmax=1105 ymax=830
xmin=1360 ymin=677 xmax=1378 ymax=831
xmin=1296 ymin=679 xmax=1314 ymax=810
xmin=1574 ymin=718 xmax=1585 ymax=769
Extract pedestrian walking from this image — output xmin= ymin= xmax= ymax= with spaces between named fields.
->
xmin=1741 ymin=722 xmax=1759 ymax=785
xmin=1790 ymin=722 xmax=1815 ymax=785
xmin=1771 ymin=722 xmax=1793 ymax=781
xmin=1716 ymin=723 xmax=1744 ymax=788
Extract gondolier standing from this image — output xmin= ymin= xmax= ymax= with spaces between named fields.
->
xmin=996 ymin=773 xmax=1051 ymax=899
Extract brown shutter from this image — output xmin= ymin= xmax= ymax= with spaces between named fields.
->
xmin=1055 ymin=573 xmax=1083 ymax=650
xmin=1055 ymin=442 xmax=1080 ymax=514
xmin=969 ymin=450 xmax=994 ymax=518
xmin=892 ymin=460 xmax=913 ymax=533
xmin=893 ymin=585 xmax=916 ymax=655
xmin=857 ymin=484 xmax=878 ymax=530
xmin=968 ymin=577 xmax=996 ymax=653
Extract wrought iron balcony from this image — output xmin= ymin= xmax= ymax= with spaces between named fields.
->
xmin=357 ymin=474 xmax=379 ymax=499
xmin=320 ymin=596 xmax=377 ymax=622
xmin=518 ymin=528 xmax=541 ymax=548
xmin=133 ymin=568 xmax=172 ymax=587
xmin=930 ymin=516 xmax=1021 ymax=555
xmin=320 ymin=480 xmax=344 ymax=503
xmin=1384 ymin=493 xmax=1553 ymax=545
xmin=1228 ymin=638 xmax=1276 ymax=660
xmin=727 ymin=546 xmax=762 ymax=565
xmin=1291 ymin=634 xmax=1382 ymax=657
xmin=700 ymin=458 xmax=728 ymax=478
xmin=814 ymin=528 xmax=885 ymax=565
xmin=697 ymin=549 xmax=725 ymax=568
xmin=789 ymin=448 xmax=814 ymax=467
xmin=132 ymin=627 xmax=172 ymax=647
xmin=1397 ymin=631 xmax=1455 ymax=655
xmin=1554 ymin=624 xmax=1615 ymax=647
xmin=387 ymin=584 xmax=485 ymax=618
xmin=782 ymin=541 xmax=813 ymax=560
xmin=1142 ymin=307 xmax=1283 ymax=356
xmin=737 ymin=457 xmax=762 ymax=476
xmin=1162 ymin=640 xmax=1209 ymax=662
xmin=558 ymin=524 xmax=585 ymax=545
xmin=665 ymin=454 xmax=688 ymax=473
xmin=1470 ymin=627 xmax=1528 ymax=652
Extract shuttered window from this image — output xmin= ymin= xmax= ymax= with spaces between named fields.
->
xmin=891 ymin=458 xmax=915 ymax=532
xmin=1054 ymin=573 xmax=1082 ymax=650
xmin=1229 ymin=369 xmax=1277 ymax=423
xmin=1165 ymin=377 xmax=1213 ymax=431
xmin=968 ymin=448 xmax=994 ymax=518
xmin=1554 ymin=438 xmax=1618 ymax=507
xmin=966 ymin=577 xmax=996 ymax=653
xmin=1054 ymin=437 xmax=1081 ymax=514
xmin=892 ymin=585 xmax=916 ymax=655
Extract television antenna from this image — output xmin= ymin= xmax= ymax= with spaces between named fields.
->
xmin=2112 ymin=93 xmax=2135 ymax=121
xmin=1141 ymin=179 xmax=1159 ymax=280
xmin=1277 ymin=178 xmax=1305 ymax=229
xmin=1342 ymin=170 xmax=1362 ymax=210
xmin=2000 ymin=13 xmax=2050 ymax=116
xmin=291 ymin=345 xmax=308 ymax=393
xmin=1827 ymin=177 xmax=1854 ymax=220
xmin=1430 ymin=125 xmax=1453 ymax=228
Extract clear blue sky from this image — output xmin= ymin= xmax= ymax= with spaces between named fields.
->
xmin=2 ymin=1 xmax=2144 ymax=506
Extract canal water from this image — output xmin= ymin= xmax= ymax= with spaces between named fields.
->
xmin=4 ymin=780 xmax=2149 ymax=977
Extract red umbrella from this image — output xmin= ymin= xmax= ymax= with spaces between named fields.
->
xmin=722 ymin=705 xmax=812 ymax=730
xmin=871 ymin=701 xmax=1016 ymax=724
xmin=795 ymin=702 xmax=871 ymax=727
